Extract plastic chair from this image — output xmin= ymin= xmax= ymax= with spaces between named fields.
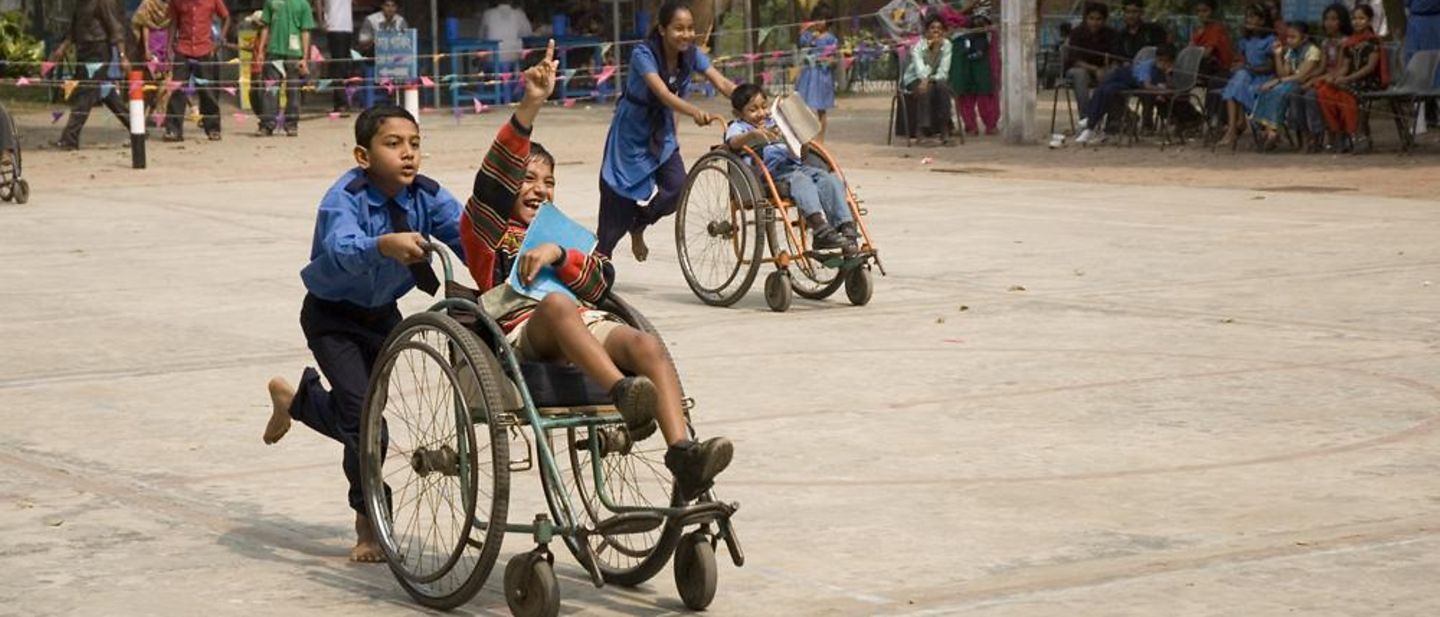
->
xmin=1361 ymin=49 xmax=1440 ymax=152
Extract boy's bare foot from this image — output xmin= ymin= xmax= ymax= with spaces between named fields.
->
xmin=264 ymin=377 xmax=294 ymax=445
xmin=631 ymin=229 xmax=649 ymax=262
xmin=351 ymin=513 xmax=385 ymax=562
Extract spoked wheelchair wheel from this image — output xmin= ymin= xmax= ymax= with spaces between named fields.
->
xmin=540 ymin=298 xmax=683 ymax=586
xmin=361 ymin=311 xmax=511 ymax=610
xmin=676 ymin=149 xmax=767 ymax=307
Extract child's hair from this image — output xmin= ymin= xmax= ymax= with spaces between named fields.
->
xmin=654 ymin=0 xmax=690 ymax=36
xmin=1354 ymin=3 xmax=1375 ymax=21
xmin=1289 ymin=22 xmax=1311 ymax=37
xmin=1155 ymin=43 xmax=1177 ymax=61
xmin=1122 ymin=0 xmax=1146 ymax=10
xmin=529 ymin=141 xmax=555 ymax=170
xmin=1243 ymin=2 xmax=1271 ymax=34
xmin=1322 ymin=2 xmax=1355 ymax=35
xmin=1194 ymin=0 xmax=1217 ymax=14
xmin=730 ymin=82 xmax=764 ymax=111
xmin=1084 ymin=2 xmax=1109 ymax=20
xmin=810 ymin=3 xmax=833 ymax=22
xmin=923 ymin=13 xmax=945 ymax=31
xmin=354 ymin=105 xmax=417 ymax=148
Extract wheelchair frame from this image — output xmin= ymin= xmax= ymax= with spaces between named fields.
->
xmin=359 ymin=245 xmax=743 ymax=615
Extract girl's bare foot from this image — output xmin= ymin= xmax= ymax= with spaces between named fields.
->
xmin=351 ymin=513 xmax=385 ymax=562
xmin=631 ymin=229 xmax=649 ymax=262
xmin=264 ymin=377 xmax=294 ymax=445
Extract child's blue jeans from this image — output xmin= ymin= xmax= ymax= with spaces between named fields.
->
xmin=779 ymin=164 xmax=853 ymax=226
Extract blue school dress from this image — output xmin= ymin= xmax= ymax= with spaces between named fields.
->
xmin=795 ymin=30 xmax=838 ymax=111
xmin=599 ymin=40 xmax=712 ymax=203
xmin=1221 ymin=34 xmax=1277 ymax=112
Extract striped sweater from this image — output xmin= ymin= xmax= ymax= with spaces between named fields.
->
xmin=459 ymin=115 xmax=615 ymax=331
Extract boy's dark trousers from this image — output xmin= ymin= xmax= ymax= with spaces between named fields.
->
xmin=290 ymin=293 xmax=399 ymax=513
xmin=58 ymin=43 xmax=130 ymax=147
xmin=165 ymin=54 xmax=222 ymax=137
xmin=326 ymin=30 xmax=355 ymax=111
xmin=261 ymin=58 xmax=302 ymax=132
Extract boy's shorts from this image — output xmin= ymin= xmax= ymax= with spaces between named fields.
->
xmin=506 ymin=309 xmax=626 ymax=362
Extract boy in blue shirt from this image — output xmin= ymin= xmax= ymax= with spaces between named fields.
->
xmin=1075 ymin=43 xmax=1176 ymax=145
xmin=263 ymin=104 xmax=464 ymax=563
xmin=724 ymin=84 xmax=857 ymax=254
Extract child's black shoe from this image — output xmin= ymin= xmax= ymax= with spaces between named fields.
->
xmin=610 ymin=376 xmax=658 ymax=441
xmin=664 ymin=437 xmax=734 ymax=502
xmin=836 ymin=221 xmax=860 ymax=241
xmin=806 ymin=214 xmax=846 ymax=250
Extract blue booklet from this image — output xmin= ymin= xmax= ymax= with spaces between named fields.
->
xmin=507 ymin=202 xmax=598 ymax=301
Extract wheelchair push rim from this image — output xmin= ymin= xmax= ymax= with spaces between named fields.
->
xmin=675 ymin=149 xmax=766 ymax=307
xmin=361 ymin=311 xmax=511 ymax=610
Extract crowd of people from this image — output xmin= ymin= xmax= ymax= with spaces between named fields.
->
xmin=1057 ymin=0 xmax=1440 ymax=153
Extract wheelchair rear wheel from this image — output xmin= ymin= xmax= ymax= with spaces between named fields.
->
xmin=676 ymin=150 xmax=767 ymax=307
xmin=361 ymin=311 xmax=511 ymax=609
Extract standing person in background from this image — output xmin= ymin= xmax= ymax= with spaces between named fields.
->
xmin=357 ymin=0 xmax=407 ymax=54
xmin=1065 ymin=2 xmax=1119 ymax=112
xmin=950 ymin=14 xmax=999 ymax=135
xmin=595 ymin=0 xmax=736 ymax=262
xmin=315 ymin=0 xmax=355 ymax=114
xmin=482 ymin=0 xmax=533 ymax=66
xmin=256 ymin=0 xmax=316 ymax=137
xmin=165 ymin=0 xmax=230 ymax=142
xmin=48 ymin=0 xmax=131 ymax=150
xmin=796 ymin=4 xmax=839 ymax=141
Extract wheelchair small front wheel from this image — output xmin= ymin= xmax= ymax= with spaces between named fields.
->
xmin=674 ymin=531 xmax=718 ymax=611
xmin=764 ymin=270 xmax=792 ymax=312
xmin=505 ymin=551 xmax=560 ymax=617
xmin=845 ymin=267 xmax=873 ymax=306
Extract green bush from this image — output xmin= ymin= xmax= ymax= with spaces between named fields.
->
xmin=0 ymin=11 xmax=45 ymax=78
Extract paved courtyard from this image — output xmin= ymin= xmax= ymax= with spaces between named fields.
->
xmin=1 ymin=107 xmax=1438 ymax=616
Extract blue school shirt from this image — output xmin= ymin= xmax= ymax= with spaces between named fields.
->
xmin=1130 ymin=58 xmax=1162 ymax=85
xmin=600 ymin=42 xmax=712 ymax=202
xmin=725 ymin=119 xmax=798 ymax=177
xmin=1240 ymin=34 xmax=1277 ymax=71
xmin=299 ymin=168 xmax=465 ymax=308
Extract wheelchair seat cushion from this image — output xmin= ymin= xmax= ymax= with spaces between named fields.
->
xmin=520 ymin=361 xmax=614 ymax=408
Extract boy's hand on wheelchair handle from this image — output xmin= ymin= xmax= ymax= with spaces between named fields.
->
xmin=519 ymin=243 xmax=565 ymax=285
xmin=693 ymin=111 xmax=724 ymax=127
xmin=378 ymin=232 xmax=428 ymax=264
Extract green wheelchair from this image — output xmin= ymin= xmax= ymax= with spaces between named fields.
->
xmin=358 ymin=243 xmax=744 ymax=615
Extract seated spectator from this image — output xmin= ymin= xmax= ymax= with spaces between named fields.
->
xmin=1114 ymin=0 xmax=1169 ymax=61
xmin=1065 ymin=2 xmax=1119 ymax=111
xmin=1254 ymin=23 xmax=1323 ymax=150
xmin=1217 ymin=3 xmax=1277 ymax=147
xmin=1315 ymin=4 xmax=1388 ymax=153
xmin=1076 ymin=43 xmax=1176 ymax=144
xmin=903 ymin=14 xmax=955 ymax=145
xmin=1292 ymin=3 xmax=1353 ymax=152
xmin=1189 ymin=0 xmax=1234 ymax=81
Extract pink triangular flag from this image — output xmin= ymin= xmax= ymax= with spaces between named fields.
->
xmin=420 ymin=75 xmax=435 ymax=87
xmin=499 ymin=72 xmax=512 ymax=83
xmin=148 ymin=58 xmax=160 ymax=75
xmin=344 ymin=76 xmax=363 ymax=84
xmin=15 ymin=77 xmax=30 ymax=86
xmin=152 ymin=112 xmax=164 ymax=128
xmin=382 ymin=80 xmax=395 ymax=94
xmin=263 ymin=79 xmax=277 ymax=89
xmin=223 ymin=86 xmax=237 ymax=96
xmin=327 ymin=111 xmax=341 ymax=120
xmin=309 ymin=45 xmax=325 ymax=63
xmin=41 ymin=61 xmax=56 ymax=76
xmin=843 ymin=56 xmax=856 ymax=69
xmin=233 ymin=112 xmax=248 ymax=122
xmin=563 ymin=98 xmax=576 ymax=108
xmin=595 ymin=65 xmax=617 ymax=85
xmin=473 ymin=97 xmax=485 ymax=114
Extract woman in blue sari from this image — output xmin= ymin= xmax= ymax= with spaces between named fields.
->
xmin=1253 ymin=23 xmax=1323 ymax=149
xmin=1217 ymin=3 xmax=1277 ymax=147
xmin=597 ymin=0 xmax=736 ymax=261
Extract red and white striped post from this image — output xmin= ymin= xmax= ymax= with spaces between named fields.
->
xmin=128 ymin=70 xmax=146 ymax=169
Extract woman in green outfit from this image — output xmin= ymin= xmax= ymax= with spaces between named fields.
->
xmin=949 ymin=15 xmax=999 ymax=135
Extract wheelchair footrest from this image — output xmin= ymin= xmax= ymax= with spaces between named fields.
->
xmin=594 ymin=512 xmax=667 ymax=536
xmin=673 ymin=500 xmax=739 ymax=528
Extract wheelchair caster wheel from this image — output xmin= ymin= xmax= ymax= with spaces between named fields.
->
xmin=505 ymin=551 xmax=560 ymax=617
xmin=764 ymin=271 xmax=792 ymax=312
xmin=674 ymin=531 xmax=718 ymax=611
xmin=13 ymin=179 xmax=27 ymax=205
xmin=844 ymin=267 xmax=872 ymax=306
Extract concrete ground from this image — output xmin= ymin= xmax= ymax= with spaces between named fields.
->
xmin=1 ymin=102 xmax=1438 ymax=616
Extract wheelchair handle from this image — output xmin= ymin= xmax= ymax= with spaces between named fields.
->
xmin=420 ymin=240 xmax=455 ymax=284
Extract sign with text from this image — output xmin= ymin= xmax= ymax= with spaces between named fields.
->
xmin=376 ymin=28 xmax=418 ymax=82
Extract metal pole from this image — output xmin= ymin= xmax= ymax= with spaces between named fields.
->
xmin=1001 ymin=0 xmax=1039 ymax=144
xmin=430 ymin=0 xmax=440 ymax=104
